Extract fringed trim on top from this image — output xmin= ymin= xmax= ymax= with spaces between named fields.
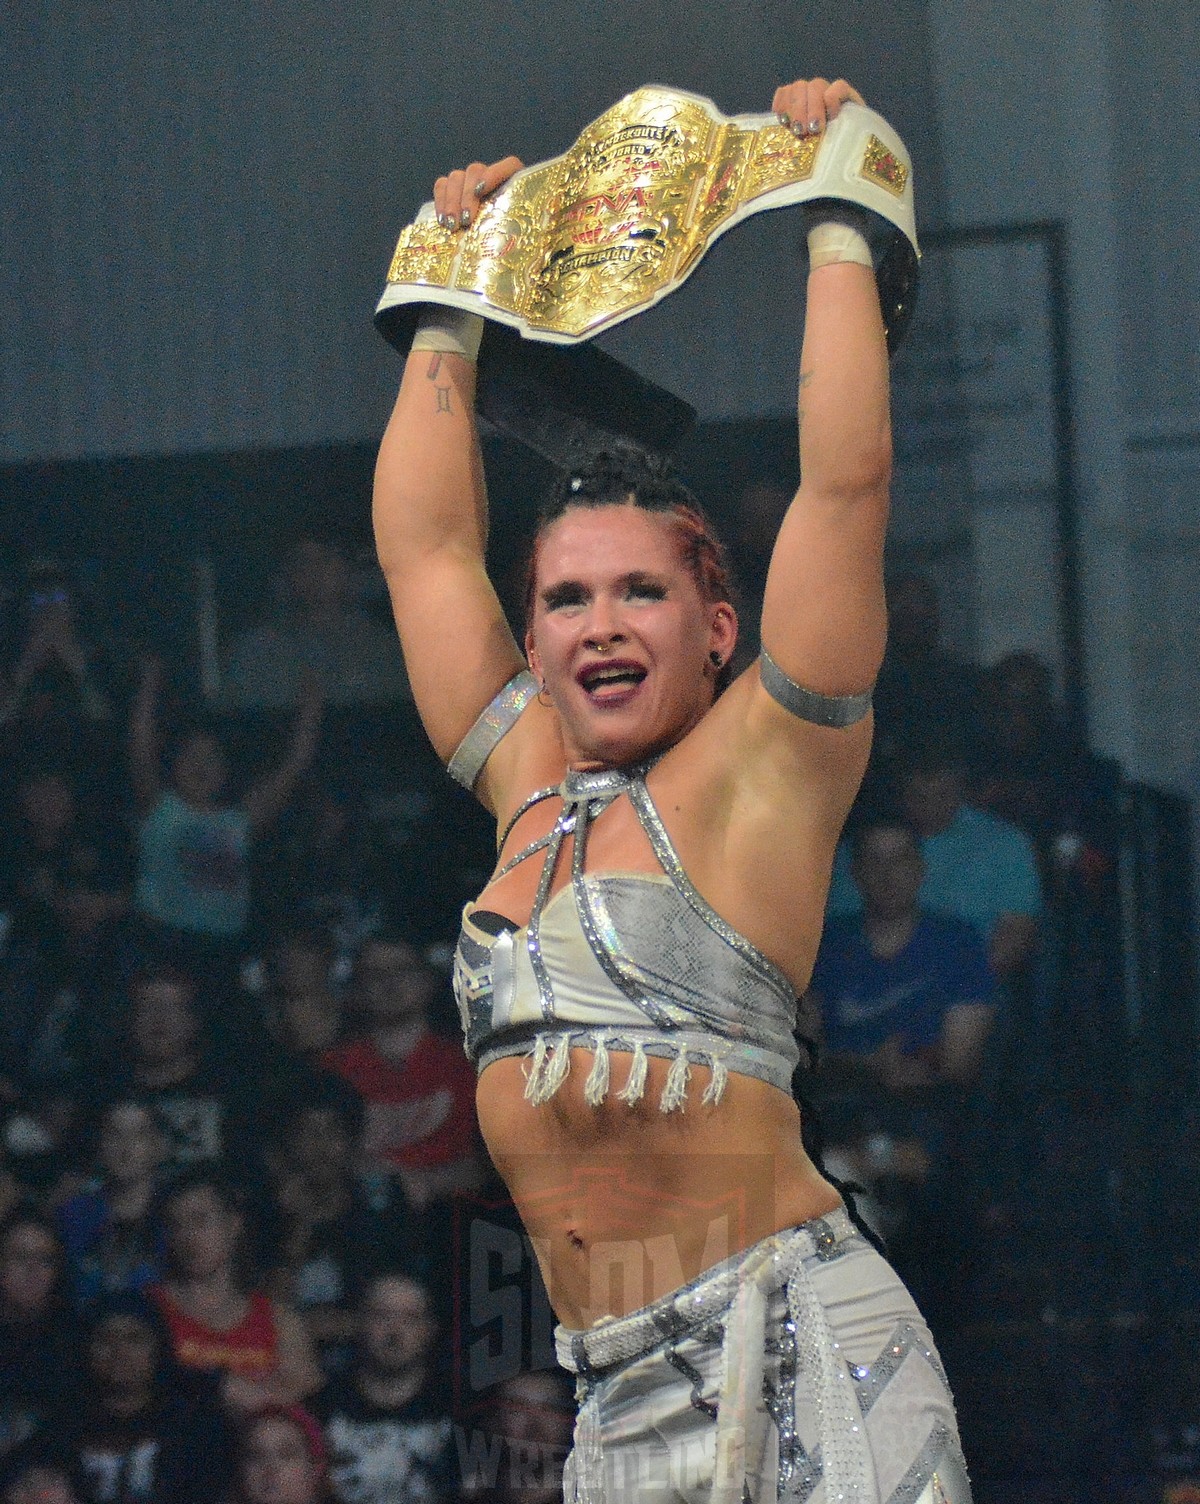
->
xmin=521 ymin=1030 xmax=730 ymax=1113
xmin=615 ymin=1039 xmax=649 ymax=1105
xmin=582 ymin=1032 xmax=611 ymax=1107
xmin=659 ymin=1044 xmax=691 ymax=1113
xmin=522 ymin=1031 xmax=572 ymax=1106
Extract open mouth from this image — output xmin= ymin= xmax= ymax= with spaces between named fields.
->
xmin=578 ymin=659 xmax=647 ymax=701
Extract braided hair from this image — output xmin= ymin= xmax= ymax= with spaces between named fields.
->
xmin=522 ymin=446 xmax=736 ymax=694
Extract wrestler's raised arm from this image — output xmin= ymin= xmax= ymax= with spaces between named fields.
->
xmin=754 ymin=79 xmax=891 ymax=727
xmin=373 ymin=155 xmax=548 ymax=812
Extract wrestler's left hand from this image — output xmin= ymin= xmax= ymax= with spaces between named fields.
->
xmin=771 ymin=77 xmax=864 ymax=138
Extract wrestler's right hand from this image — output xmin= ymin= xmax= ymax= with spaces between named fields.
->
xmin=434 ymin=155 xmax=524 ymax=230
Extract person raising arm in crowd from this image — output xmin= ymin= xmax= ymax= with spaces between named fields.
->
xmin=127 ymin=657 xmax=322 ymax=959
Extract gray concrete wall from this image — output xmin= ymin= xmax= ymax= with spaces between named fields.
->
xmin=2 ymin=0 xmax=937 ymax=460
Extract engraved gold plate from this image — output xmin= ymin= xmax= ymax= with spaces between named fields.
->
xmin=378 ymin=86 xmax=918 ymax=347
xmin=861 ymin=134 xmax=909 ymax=198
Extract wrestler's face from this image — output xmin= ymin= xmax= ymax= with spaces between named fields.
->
xmin=525 ymin=505 xmax=736 ymax=768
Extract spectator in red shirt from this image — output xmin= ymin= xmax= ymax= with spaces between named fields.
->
xmin=321 ymin=932 xmax=481 ymax=1211
xmin=149 ymin=1170 xmax=320 ymax=1417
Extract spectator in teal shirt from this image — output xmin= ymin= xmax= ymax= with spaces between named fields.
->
xmin=826 ymin=746 xmax=1042 ymax=980
xmin=128 ymin=659 xmax=322 ymax=945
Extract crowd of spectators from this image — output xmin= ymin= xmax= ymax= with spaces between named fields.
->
xmin=0 ymin=524 xmax=1150 ymax=1499
xmin=803 ymin=565 xmax=1118 ymax=1257
xmin=0 ymin=539 xmax=574 ymax=1504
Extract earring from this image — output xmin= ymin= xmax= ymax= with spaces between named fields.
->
xmin=709 ymin=650 xmax=723 ymax=669
xmin=536 ymin=679 xmax=553 ymax=708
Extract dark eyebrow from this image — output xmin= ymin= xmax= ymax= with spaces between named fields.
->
xmin=620 ymin=571 xmax=667 ymax=592
xmin=541 ymin=580 xmax=587 ymax=608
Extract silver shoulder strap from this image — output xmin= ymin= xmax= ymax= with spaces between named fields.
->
xmin=446 ymin=670 xmax=539 ymax=790
xmin=758 ymin=647 xmax=872 ymax=729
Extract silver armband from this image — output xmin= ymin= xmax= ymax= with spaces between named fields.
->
xmin=446 ymin=670 xmax=539 ymax=790
xmin=759 ymin=648 xmax=872 ymax=729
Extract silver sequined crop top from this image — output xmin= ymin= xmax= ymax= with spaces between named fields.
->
xmin=452 ymin=762 xmax=801 ymax=1111
xmin=447 ymin=660 xmax=869 ymax=1113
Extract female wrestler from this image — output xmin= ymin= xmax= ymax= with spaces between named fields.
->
xmin=374 ymin=76 xmax=970 ymax=1504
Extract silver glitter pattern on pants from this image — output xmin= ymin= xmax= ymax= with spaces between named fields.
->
xmin=555 ymin=1213 xmax=972 ymax=1504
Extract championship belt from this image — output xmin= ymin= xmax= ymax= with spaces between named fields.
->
xmin=375 ymin=86 xmax=919 ymax=465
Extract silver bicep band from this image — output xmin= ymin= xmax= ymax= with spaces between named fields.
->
xmin=446 ymin=670 xmax=539 ymax=790
xmin=759 ymin=647 xmax=872 ymax=728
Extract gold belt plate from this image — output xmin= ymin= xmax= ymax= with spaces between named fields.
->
xmin=384 ymin=87 xmax=824 ymax=341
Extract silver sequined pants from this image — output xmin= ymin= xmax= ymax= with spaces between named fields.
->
xmin=555 ymin=1208 xmax=971 ymax=1504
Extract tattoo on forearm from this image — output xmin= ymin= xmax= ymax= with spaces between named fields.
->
xmin=798 ymin=367 xmax=814 ymax=432
xmin=424 ymin=353 xmax=454 ymax=413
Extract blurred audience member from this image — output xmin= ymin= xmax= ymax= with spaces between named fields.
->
xmin=53 ymin=1292 xmax=232 ymax=1504
xmin=805 ymin=817 xmax=997 ymax=1231
xmin=223 ymin=536 xmax=408 ymax=711
xmin=314 ymin=1273 xmax=456 ymax=1504
xmin=811 ymin=818 xmax=998 ymax=1091
xmin=128 ymin=657 xmax=321 ymax=958
xmin=322 ymin=933 xmax=480 ymax=1210
xmin=826 ymin=746 xmax=1042 ymax=981
xmin=0 ymin=561 xmax=113 ymax=731
xmin=459 ymin=1371 xmax=575 ymax=1504
xmin=150 ymin=1171 xmax=320 ymax=1415
xmin=0 ymin=1456 xmax=81 ymax=1504
xmin=973 ymin=651 xmax=1116 ymax=891
xmin=252 ymin=931 xmax=362 ymax=1159
xmin=725 ymin=479 xmax=792 ymax=663
xmin=0 ymin=951 xmax=83 ymax=1134
xmin=0 ymin=1209 xmax=80 ymax=1465
xmin=0 ymin=1092 xmax=80 ymax=1203
xmin=58 ymin=1100 xmax=166 ymax=1310
xmin=900 ymin=747 xmax=1042 ymax=980
xmin=871 ymin=573 xmax=981 ymax=772
xmin=108 ymin=966 xmax=252 ymax=1175
xmin=253 ymin=782 xmax=387 ymax=950
xmin=263 ymin=1091 xmax=412 ymax=1368
xmin=232 ymin=1406 xmax=330 ymax=1504
xmin=0 ymin=1153 xmax=19 ymax=1228
xmin=0 ymin=766 xmax=130 ymax=977
xmin=263 ymin=929 xmax=345 ymax=1064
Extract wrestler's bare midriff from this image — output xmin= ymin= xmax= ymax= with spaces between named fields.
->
xmin=475 ymin=1053 xmax=841 ymax=1329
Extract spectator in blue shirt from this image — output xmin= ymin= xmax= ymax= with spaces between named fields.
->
xmin=58 ymin=1099 xmax=166 ymax=1311
xmin=810 ymin=817 xmax=998 ymax=1097
xmin=806 ymin=815 xmax=999 ymax=1236
xmin=826 ymin=745 xmax=1042 ymax=980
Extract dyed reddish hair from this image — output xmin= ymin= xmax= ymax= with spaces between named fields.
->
xmin=237 ymin=1405 xmax=330 ymax=1499
xmin=523 ymin=447 xmax=735 ymax=691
